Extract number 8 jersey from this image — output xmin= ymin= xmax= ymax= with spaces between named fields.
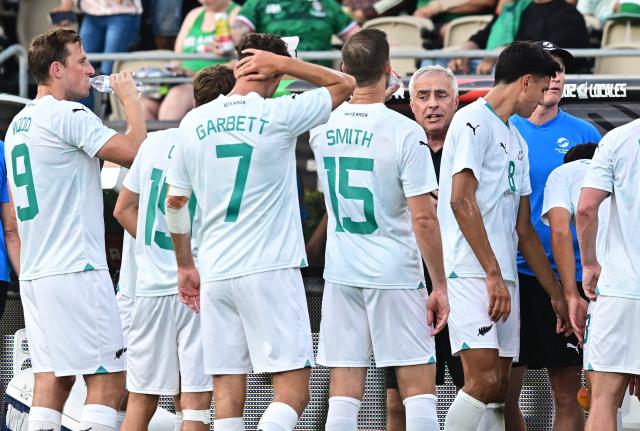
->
xmin=167 ymin=88 xmax=332 ymax=283
xmin=309 ymin=102 xmax=438 ymax=289
xmin=5 ymin=96 xmax=117 ymax=280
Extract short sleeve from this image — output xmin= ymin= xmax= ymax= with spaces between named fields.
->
xmin=236 ymin=0 xmax=259 ymax=30
xmin=582 ymin=133 xmax=615 ymax=193
xmin=400 ymin=124 xmax=438 ymax=197
xmin=0 ymin=142 xmax=8 ymax=205
xmin=274 ymin=87 xmax=332 ymax=139
xmin=122 ymin=146 xmax=143 ymax=194
xmin=541 ymin=168 xmax=571 ymax=226
xmin=166 ymin=132 xmax=192 ymax=190
xmin=326 ymin=0 xmax=357 ymax=36
xmin=520 ymin=141 xmax=532 ymax=197
xmin=449 ymin=115 xmax=486 ymax=181
xmin=52 ymin=102 xmax=117 ymax=157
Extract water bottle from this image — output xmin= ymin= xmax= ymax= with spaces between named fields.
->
xmin=89 ymin=75 xmax=144 ymax=94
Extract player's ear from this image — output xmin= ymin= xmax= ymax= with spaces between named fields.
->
xmin=385 ymin=60 xmax=392 ymax=75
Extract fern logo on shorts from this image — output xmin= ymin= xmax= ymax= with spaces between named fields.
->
xmin=115 ymin=347 xmax=127 ymax=359
xmin=478 ymin=324 xmax=493 ymax=336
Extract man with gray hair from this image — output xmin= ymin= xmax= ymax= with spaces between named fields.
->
xmin=384 ymin=65 xmax=464 ymax=431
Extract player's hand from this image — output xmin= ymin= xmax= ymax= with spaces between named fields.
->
xmin=629 ymin=375 xmax=640 ymax=398
xmin=551 ymin=294 xmax=572 ymax=336
xmin=448 ymin=58 xmax=469 ymax=74
xmin=110 ymin=71 xmax=139 ymax=103
xmin=567 ymin=295 xmax=588 ymax=345
xmin=582 ymin=262 xmax=601 ymax=301
xmin=486 ymin=273 xmax=510 ymax=322
xmin=178 ymin=266 xmax=201 ymax=313
xmin=475 ymin=58 xmax=496 ymax=75
xmin=427 ymin=286 xmax=449 ymax=335
xmin=235 ymin=48 xmax=286 ymax=81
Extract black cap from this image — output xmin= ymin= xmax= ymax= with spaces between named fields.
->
xmin=534 ymin=41 xmax=573 ymax=67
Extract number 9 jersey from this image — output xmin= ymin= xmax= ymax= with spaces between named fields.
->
xmin=4 ymin=96 xmax=117 ymax=280
xmin=167 ymin=88 xmax=333 ymax=283
xmin=309 ymin=102 xmax=438 ymax=289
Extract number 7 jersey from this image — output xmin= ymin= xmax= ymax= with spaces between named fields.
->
xmin=167 ymin=88 xmax=333 ymax=283
xmin=309 ymin=102 xmax=438 ymax=289
xmin=5 ymin=96 xmax=117 ymax=280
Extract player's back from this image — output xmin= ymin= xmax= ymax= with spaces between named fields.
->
xmin=4 ymin=96 xmax=113 ymax=280
xmin=309 ymin=102 xmax=437 ymax=288
xmin=582 ymin=119 xmax=640 ymax=297
xmin=124 ymin=129 xmax=197 ymax=296
xmin=170 ymin=88 xmax=332 ymax=282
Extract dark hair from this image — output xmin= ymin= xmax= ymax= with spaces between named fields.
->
xmin=28 ymin=28 xmax=82 ymax=85
xmin=341 ymin=29 xmax=389 ymax=86
xmin=236 ymin=33 xmax=290 ymax=61
xmin=193 ymin=65 xmax=236 ymax=107
xmin=494 ymin=41 xmax=561 ymax=85
xmin=564 ymin=143 xmax=598 ymax=163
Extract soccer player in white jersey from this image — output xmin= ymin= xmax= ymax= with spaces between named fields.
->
xmin=577 ymin=119 xmax=640 ymax=431
xmin=113 ymin=64 xmax=236 ymax=431
xmin=438 ymin=41 xmax=570 ymax=431
xmin=165 ymin=33 xmax=355 ymax=431
xmin=307 ymin=29 xmax=448 ymax=431
xmin=4 ymin=29 xmax=146 ymax=431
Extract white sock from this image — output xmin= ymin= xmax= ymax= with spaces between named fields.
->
xmin=477 ymin=403 xmax=505 ymax=431
xmin=115 ymin=411 xmax=126 ymax=431
xmin=80 ymin=404 xmax=118 ymax=431
xmin=403 ymin=394 xmax=439 ymax=431
xmin=28 ymin=406 xmax=62 ymax=431
xmin=617 ymin=408 xmax=623 ymax=431
xmin=257 ymin=402 xmax=299 ymax=431
xmin=174 ymin=412 xmax=183 ymax=431
xmin=214 ymin=417 xmax=244 ymax=431
xmin=444 ymin=390 xmax=487 ymax=431
xmin=325 ymin=396 xmax=361 ymax=431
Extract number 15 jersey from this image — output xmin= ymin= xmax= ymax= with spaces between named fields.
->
xmin=309 ymin=102 xmax=438 ymax=289
xmin=168 ymin=88 xmax=332 ymax=283
xmin=5 ymin=96 xmax=116 ymax=280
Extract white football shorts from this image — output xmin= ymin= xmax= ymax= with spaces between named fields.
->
xmin=116 ymin=290 xmax=135 ymax=348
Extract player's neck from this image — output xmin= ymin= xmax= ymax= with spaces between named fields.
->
xmin=228 ymin=80 xmax=270 ymax=98
xmin=349 ymin=80 xmax=387 ymax=105
xmin=35 ymin=84 xmax=65 ymax=101
xmin=483 ymin=85 xmax=518 ymax=124
xmin=528 ymin=104 xmax=559 ymax=126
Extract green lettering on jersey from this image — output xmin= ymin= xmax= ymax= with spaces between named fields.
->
xmin=207 ymin=119 xmax=218 ymax=135
xmin=196 ymin=124 xmax=206 ymax=140
xmin=217 ymin=117 xmax=226 ymax=132
xmin=362 ymin=131 xmax=373 ymax=148
xmin=326 ymin=130 xmax=335 ymax=146
xmin=258 ymin=118 xmax=269 ymax=134
xmin=12 ymin=117 xmax=32 ymax=134
xmin=196 ymin=116 xmax=269 ymax=140
xmin=326 ymin=128 xmax=374 ymax=147
xmin=216 ymin=143 xmax=253 ymax=222
xmin=336 ymin=128 xmax=350 ymax=145
xmin=11 ymin=143 xmax=39 ymax=221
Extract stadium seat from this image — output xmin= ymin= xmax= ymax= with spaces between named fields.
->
xmin=594 ymin=43 xmax=640 ymax=74
xmin=109 ymin=50 xmax=174 ymax=120
xmin=443 ymin=14 xmax=493 ymax=48
xmin=363 ymin=16 xmax=434 ymax=76
xmin=16 ymin=0 xmax=77 ymax=47
xmin=601 ymin=19 xmax=640 ymax=46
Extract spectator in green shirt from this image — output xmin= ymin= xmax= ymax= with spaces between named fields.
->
xmin=232 ymin=0 xmax=361 ymax=67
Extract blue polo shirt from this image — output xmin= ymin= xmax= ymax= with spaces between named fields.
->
xmin=0 ymin=141 xmax=11 ymax=282
xmin=511 ymin=110 xmax=601 ymax=282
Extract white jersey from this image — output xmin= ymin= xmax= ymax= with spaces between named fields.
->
xmin=4 ymin=96 xmax=116 ymax=280
xmin=309 ymin=102 xmax=437 ymax=288
xmin=582 ymin=120 xmax=640 ymax=299
xmin=438 ymin=98 xmax=532 ymax=283
xmin=167 ymin=89 xmax=332 ymax=282
xmin=123 ymin=129 xmax=198 ymax=297
xmin=541 ymin=159 xmax=610 ymax=261
xmin=118 ymin=232 xmax=137 ymax=296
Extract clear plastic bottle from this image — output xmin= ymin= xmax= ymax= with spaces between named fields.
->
xmin=89 ymin=75 xmax=144 ymax=94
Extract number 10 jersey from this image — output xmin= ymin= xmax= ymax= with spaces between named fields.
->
xmin=309 ymin=102 xmax=438 ymax=289
xmin=5 ymin=96 xmax=116 ymax=280
xmin=168 ymin=88 xmax=333 ymax=283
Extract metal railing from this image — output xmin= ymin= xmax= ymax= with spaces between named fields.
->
xmin=3 ymin=44 xmax=640 ymax=99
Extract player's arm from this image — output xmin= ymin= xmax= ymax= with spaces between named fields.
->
xmin=547 ymin=207 xmax=587 ymax=342
xmin=407 ymin=194 xmax=449 ymax=334
xmin=576 ymin=187 xmax=609 ymax=300
xmin=305 ymin=212 xmax=328 ymax=265
xmin=450 ymin=169 xmax=509 ymax=322
xmin=516 ymin=197 xmax=571 ymax=334
xmin=1 ymin=191 xmax=19 ymax=276
xmin=167 ymin=186 xmax=200 ymax=312
xmin=95 ymin=72 xmax=147 ymax=168
xmin=113 ymin=187 xmax=139 ymax=238
xmin=234 ymin=49 xmax=356 ymax=109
